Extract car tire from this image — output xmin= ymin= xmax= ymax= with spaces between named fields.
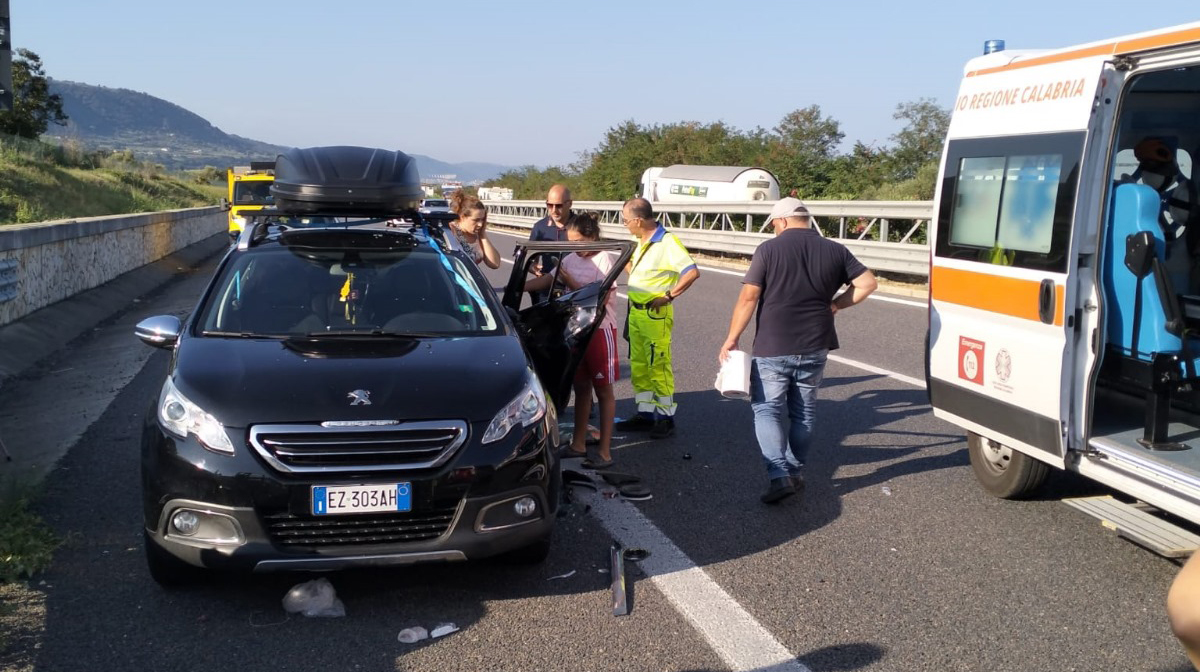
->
xmin=967 ymin=431 xmax=1050 ymax=499
xmin=144 ymin=532 xmax=206 ymax=587
xmin=494 ymin=532 xmax=553 ymax=565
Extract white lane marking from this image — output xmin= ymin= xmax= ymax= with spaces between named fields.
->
xmin=490 ymin=229 xmax=924 ymax=306
xmin=828 ymin=354 xmax=926 ymax=389
xmin=865 ymin=294 xmax=925 ymax=308
xmin=583 ymin=489 xmax=811 ymax=672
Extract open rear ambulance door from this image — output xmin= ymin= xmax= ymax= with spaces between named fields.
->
xmin=927 ymin=54 xmax=1108 ymax=496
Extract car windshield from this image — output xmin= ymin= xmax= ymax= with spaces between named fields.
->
xmin=196 ymin=239 xmax=500 ymax=337
xmin=234 ymin=181 xmax=273 ymax=205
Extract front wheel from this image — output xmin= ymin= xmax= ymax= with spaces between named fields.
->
xmin=967 ymin=432 xmax=1050 ymax=499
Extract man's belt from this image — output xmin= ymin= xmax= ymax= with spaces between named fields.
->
xmin=629 ymin=298 xmax=666 ymax=310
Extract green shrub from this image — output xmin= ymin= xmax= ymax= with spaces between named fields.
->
xmin=0 ymin=496 xmax=58 ymax=583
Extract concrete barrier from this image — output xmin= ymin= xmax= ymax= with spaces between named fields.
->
xmin=0 ymin=206 xmax=225 ymax=328
xmin=0 ymin=207 xmax=228 ymax=389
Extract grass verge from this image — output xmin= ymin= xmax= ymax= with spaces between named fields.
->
xmin=0 ymin=490 xmax=59 ymax=584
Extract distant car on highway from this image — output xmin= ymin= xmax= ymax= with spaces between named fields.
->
xmin=418 ymin=198 xmax=451 ymax=215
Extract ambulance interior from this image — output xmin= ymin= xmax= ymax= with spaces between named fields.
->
xmin=1093 ymin=61 xmax=1200 ymax=471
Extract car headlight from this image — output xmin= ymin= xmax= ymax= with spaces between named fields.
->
xmin=158 ymin=377 xmax=236 ymax=455
xmin=482 ymin=370 xmax=548 ymax=444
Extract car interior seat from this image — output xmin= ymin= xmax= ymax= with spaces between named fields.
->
xmin=365 ymin=257 xmax=465 ymax=331
xmin=235 ymin=259 xmax=323 ymax=334
xmin=1101 ymin=182 xmax=1200 ymax=448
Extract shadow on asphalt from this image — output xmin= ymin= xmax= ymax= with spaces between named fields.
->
xmin=671 ymin=641 xmax=886 ymax=672
xmin=605 ymin=373 xmax=966 ymax=569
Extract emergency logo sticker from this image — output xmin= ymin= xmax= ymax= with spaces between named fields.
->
xmin=992 ymin=348 xmax=1014 ymax=394
xmin=995 ymin=349 xmax=1012 ymax=383
xmin=958 ymin=337 xmax=985 ymax=385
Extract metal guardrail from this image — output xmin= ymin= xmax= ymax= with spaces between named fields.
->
xmin=485 ymin=199 xmax=933 ymax=276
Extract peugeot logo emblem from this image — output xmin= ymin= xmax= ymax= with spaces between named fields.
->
xmin=347 ymin=389 xmax=372 ymax=406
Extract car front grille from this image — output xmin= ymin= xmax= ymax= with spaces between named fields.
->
xmin=265 ymin=507 xmax=458 ymax=547
xmin=249 ymin=421 xmax=468 ymax=474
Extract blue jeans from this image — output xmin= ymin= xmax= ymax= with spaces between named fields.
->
xmin=750 ymin=351 xmax=828 ymax=480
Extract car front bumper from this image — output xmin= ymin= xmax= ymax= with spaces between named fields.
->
xmin=141 ymin=416 xmax=559 ymax=572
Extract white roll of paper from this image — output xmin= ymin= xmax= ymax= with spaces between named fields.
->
xmin=714 ymin=350 xmax=751 ymax=400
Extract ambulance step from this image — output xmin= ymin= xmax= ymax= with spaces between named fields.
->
xmin=1063 ymin=495 xmax=1200 ymax=558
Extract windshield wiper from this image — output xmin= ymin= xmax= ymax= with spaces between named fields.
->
xmin=202 ymin=330 xmax=260 ymax=337
xmin=299 ymin=329 xmax=438 ymax=338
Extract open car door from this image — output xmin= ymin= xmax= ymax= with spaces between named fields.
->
xmin=502 ymin=240 xmax=634 ymax=413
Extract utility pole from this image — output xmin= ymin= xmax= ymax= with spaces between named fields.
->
xmin=0 ymin=0 xmax=11 ymax=112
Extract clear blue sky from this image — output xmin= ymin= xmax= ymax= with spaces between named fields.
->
xmin=13 ymin=1 xmax=1179 ymax=167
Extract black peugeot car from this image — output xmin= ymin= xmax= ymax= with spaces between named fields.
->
xmin=134 ymin=146 xmax=632 ymax=585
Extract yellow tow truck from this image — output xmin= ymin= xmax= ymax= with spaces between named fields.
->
xmin=221 ymin=161 xmax=275 ymax=240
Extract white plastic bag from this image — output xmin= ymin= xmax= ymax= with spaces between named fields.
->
xmin=397 ymin=626 xmax=429 ymax=643
xmin=282 ymin=577 xmax=346 ymax=618
xmin=714 ymin=350 xmax=751 ymax=400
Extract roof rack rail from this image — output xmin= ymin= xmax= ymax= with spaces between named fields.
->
xmin=233 ymin=208 xmax=451 ymax=251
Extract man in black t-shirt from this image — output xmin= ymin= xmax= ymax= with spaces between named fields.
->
xmin=718 ymin=198 xmax=877 ymax=504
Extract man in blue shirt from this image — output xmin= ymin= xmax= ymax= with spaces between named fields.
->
xmin=527 ymin=184 xmax=573 ymax=303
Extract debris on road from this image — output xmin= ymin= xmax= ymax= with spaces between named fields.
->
xmin=282 ymin=577 xmax=345 ymax=618
xmin=548 ymin=570 xmax=577 ymax=580
xmin=397 ymin=626 xmax=429 ymax=644
xmin=881 ymin=486 xmax=893 ymax=496
xmin=623 ymin=548 xmax=650 ymax=562
xmin=611 ymin=544 xmax=629 ymax=617
xmin=431 ymin=623 xmax=459 ymax=638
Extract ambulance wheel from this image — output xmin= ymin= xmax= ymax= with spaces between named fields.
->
xmin=967 ymin=432 xmax=1049 ymax=499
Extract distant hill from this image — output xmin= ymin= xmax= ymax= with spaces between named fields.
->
xmin=42 ymin=80 xmax=512 ymax=181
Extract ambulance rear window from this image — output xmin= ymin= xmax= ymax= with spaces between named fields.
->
xmin=935 ymin=132 xmax=1085 ymax=272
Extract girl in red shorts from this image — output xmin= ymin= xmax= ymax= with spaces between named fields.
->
xmin=527 ymin=213 xmax=619 ymax=469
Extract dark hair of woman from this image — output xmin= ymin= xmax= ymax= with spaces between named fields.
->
xmin=566 ymin=211 xmax=601 ymax=239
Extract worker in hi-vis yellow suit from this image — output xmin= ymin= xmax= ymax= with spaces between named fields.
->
xmin=615 ymin=198 xmax=700 ymax=440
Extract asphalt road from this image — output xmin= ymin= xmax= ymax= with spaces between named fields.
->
xmin=0 ymin=227 xmax=1193 ymax=672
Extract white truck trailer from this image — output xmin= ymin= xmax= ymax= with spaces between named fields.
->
xmin=638 ymin=165 xmax=780 ymax=203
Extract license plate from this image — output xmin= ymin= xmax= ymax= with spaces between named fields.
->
xmin=311 ymin=483 xmax=412 ymax=516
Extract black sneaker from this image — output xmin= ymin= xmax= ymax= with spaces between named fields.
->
xmin=650 ymin=417 xmax=676 ymax=439
xmin=760 ymin=477 xmax=796 ymax=504
xmin=789 ymin=475 xmax=806 ymax=500
xmin=615 ymin=415 xmax=655 ymax=432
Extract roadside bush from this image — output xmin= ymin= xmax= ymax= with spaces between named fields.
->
xmin=0 ymin=496 xmax=58 ymax=582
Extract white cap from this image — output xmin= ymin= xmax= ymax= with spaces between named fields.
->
xmin=765 ymin=197 xmax=810 ymax=223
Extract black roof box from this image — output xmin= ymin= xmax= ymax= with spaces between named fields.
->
xmin=271 ymin=146 xmax=423 ymax=215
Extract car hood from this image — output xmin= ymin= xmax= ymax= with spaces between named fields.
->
xmin=170 ymin=334 xmax=532 ymax=427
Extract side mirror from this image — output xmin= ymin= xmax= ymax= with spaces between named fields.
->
xmin=219 ymin=197 xmax=230 ymax=211
xmin=135 ymin=315 xmax=182 ymax=349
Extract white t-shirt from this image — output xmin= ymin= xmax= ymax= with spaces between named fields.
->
xmin=560 ymin=250 xmax=618 ymax=331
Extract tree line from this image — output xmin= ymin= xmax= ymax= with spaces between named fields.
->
xmin=484 ymin=99 xmax=950 ymax=202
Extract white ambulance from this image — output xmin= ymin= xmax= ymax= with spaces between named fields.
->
xmin=927 ymin=23 xmax=1200 ymax=555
